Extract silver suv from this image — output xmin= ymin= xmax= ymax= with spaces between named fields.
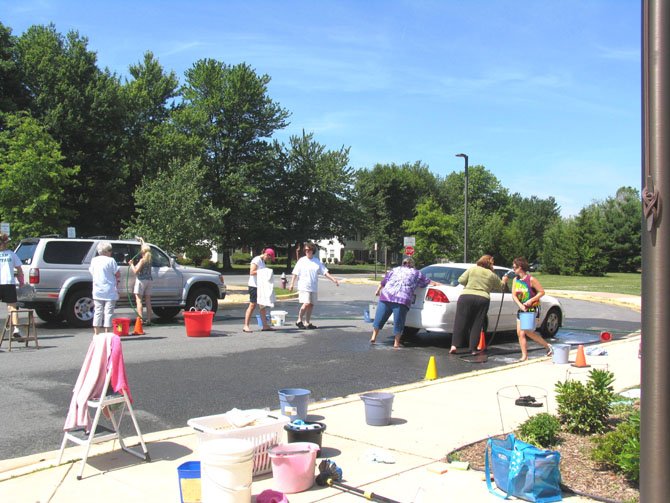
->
xmin=15 ymin=237 xmax=226 ymax=327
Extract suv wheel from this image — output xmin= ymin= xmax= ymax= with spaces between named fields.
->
xmin=153 ymin=306 xmax=181 ymax=321
xmin=186 ymin=287 xmax=218 ymax=313
xmin=64 ymin=288 xmax=94 ymax=328
xmin=35 ymin=308 xmax=64 ymax=323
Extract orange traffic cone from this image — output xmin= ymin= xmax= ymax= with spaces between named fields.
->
xmin=424 ymin=356 xmax=438 ymax=380
xmin=477 ymin=330 xmax=487 ymax=351
xmin=132 ymin=317 xmax=145 ymax=336
xmin=572 ymin=344 xmax=590 ymax=368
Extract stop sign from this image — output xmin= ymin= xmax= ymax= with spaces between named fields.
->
xmin=405 ymin=245 xmax=415 ymax=256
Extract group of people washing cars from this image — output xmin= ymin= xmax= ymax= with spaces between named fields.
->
xmin=241 ymin=242 xmax=555 ymax=361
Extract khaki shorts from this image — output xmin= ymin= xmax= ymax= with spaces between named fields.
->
xmin=298 ymin=291 xmax=317 ymax=304
xmin=134 ymin=279 xmax=153 ymax=297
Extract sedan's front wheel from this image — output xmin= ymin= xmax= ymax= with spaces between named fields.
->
xmin=540 ymin=307 xmax=562 ymax=338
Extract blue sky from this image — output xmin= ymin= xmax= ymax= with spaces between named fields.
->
xmin=1 ymin=1 xmax=641 ymax=217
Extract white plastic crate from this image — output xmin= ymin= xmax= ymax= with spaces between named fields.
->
xmin=187 ymin=412 xmax=289 ymax=476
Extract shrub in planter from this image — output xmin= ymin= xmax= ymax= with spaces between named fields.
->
xmin=555 ymin=369 xmax=615 ymax=434
xmin=591 ymin=408 xmax=640 ymax=483
xmin=517 ymin=413 xmax=561 ymax=448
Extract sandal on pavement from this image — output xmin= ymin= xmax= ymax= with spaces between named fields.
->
xmin=296 ymin=321 xmax=306 ymax=329
xmin=307 ymin=323 xmax=318 ymax=329
xmin=546 ymin=344 xmax=554 ymax=357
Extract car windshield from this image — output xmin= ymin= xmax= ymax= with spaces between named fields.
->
xmin=420 ymin=266 xmax=466 ymax=287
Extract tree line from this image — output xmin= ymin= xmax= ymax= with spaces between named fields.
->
xmin=0 ymin=22 xmax=641 ymax=275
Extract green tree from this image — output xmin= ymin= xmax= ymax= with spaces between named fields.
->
xmin=173 ymin=59 xmax=291 ymax=257
xmin=120 ymin=51 xmax=180 ymax=185
xmin=355 ymin=162 xmax=440 ymax=263
xmin=16 ymin=24 xmax=127 ymax=235
xmin=600 ymin=187 xmax=641 ymax=272
xmin=271 ymin=131 xmax=358 ymax=266
xmin=123 ymin=158 xmax=227 ymax=258
xmin=504 ymin=194 xmax=561 ymax=263
xmin=441 ymin=165 xmax=510 ymax=262
xmin=0 ymin=23 xmax=29 ymax=113
xmin=0 ymin=112 xmax=78 ymax=238
xmin=402 ymin=197 xmax=458 ymax=265
xmin=574 ymin=205 xmax=608 ymax=276
xmin=541 ymin=218 xmax=579 ymax=275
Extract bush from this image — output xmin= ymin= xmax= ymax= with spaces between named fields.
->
xmin=591 ymin=409 xmax=640 ymax=483
xmin=231 ymin=251 xmax=250 ymax=265
xmin=517 ymin=413 xmax=561 ymax=448
xmin=555 ymin=369 xmax=615 ymax=434
xmin=342 ymin=250 xmax=356 ymax=265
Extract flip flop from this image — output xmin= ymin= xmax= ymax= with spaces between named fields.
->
xmin=261 ymin=327 xmax=275 ymax=332
xmin=242 ymin=328 xmax=253 ymax=333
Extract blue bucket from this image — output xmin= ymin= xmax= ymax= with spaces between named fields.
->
xmin=519 ymin=311 xmax=536 ymax=331
xmin=256 ymin=313 xmax=271 ymax=328
xmin=278 ymin=388 xmax=311 ymax=420
xmin=177 ymin=461 xmax=201 ymax=503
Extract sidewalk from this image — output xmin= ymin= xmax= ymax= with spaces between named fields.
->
xmin=0 ymin=335 xmax=640 ymax=503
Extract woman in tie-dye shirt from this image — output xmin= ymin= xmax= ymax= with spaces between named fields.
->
xmin=369 ymin=257 xmax=441 ymax=348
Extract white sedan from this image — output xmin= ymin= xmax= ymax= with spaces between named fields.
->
xmin=401 ymin=263 xmax=563 ymax=339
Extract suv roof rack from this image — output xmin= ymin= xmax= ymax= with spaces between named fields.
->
xmin=85 ymin=235 xmax=118 ymax=239
xmin=39 ymin=234 xmax=63 ymax=238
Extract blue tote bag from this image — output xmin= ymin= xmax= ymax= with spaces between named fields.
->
xmin=485 ymin=434 xmax=562 ymax=502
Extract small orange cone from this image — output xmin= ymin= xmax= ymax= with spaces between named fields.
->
xmin=425 ymin=356 xmax=438 ymax=380
xmin=572 ymin=344 xmax=590 ymax=367
xmin=132 ymin=317 xmax=145 ymax=336
xmin=477 ymin=330 xmax=487 ymax=351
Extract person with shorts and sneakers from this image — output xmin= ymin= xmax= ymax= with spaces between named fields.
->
xmin=89 ymin=241 xmax=120 ymax=335
xmin=243 ymin=248 xmax=276 ymax=333
xmin=130 ymin=241 xmax=153 ymax=325
xmin=289 ymin=242 xmax=339 ymax=329
xmin=0 ymin=233 xmax=25 ymax=339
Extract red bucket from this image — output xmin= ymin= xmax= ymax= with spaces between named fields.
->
xmin=183 ymin=309 xmax=215 ymax=337
xmin=112 ymin=317 xmax=131 ymax=336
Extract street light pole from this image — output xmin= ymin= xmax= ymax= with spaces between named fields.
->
xmin=456 ymin=153 xmax=469 ymax=262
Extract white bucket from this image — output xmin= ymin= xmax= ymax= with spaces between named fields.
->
xmin=200 ymin=438 xmax=254 ymax=503
xmin=271 ymin=310 xmax=288 ymax=327
xmin=552 ymin=344 xmax=571 ymax=364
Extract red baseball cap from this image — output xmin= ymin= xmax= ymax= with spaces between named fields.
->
xmin=264 ymin=248 xmax=276 ymax=259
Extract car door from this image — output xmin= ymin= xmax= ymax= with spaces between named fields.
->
xmin=148 ymin=246 xmax=182 ymax=303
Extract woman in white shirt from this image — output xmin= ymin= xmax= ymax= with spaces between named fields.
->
xmin=89 ymin=241 xmax=120 ymax=335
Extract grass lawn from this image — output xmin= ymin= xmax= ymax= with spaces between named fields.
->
xmin=534 ymin=272 xmax=641 ymax=296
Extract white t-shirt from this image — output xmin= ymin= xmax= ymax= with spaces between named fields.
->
xmin=291 ymin=256 xmax=328 ymax=292
xmin=89 ymin=255 xmax=119 ymax=301
xmin=248 ymin=256 xmax=265 ymax=287
xmin=0 ymin=249 xmax=21 ymax=285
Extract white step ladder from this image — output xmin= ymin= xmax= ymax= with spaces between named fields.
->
xmin=57 ymin=337 xmax=150 ymax=479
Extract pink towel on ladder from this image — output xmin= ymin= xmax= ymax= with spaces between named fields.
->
xmin=63 ymin=333 xmax=132 ymax=431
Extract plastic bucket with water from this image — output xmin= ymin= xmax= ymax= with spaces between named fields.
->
xmin=552 ymin=344 xmax=571 ymax=364
xmin=360 ymin=392 xmax=394 ymax=426
xmin=278 ymin=388 xmax=310 ymax=421
xmin=112 ymin=317 xmax=131 ymax=336
xmin=284 ymin=421 xmax=326 ymax=456
xmin=518 ymin=311 xmax=536 ymax=331
xmin=183 ymin=309 xmax=214 ymax=337
xmin=271 ymin=310 xmax=288 ymax=327
xmin=200 ymin=438 xmax=254 ymax=503
xmin=269 ymin=442 xmax=319 ymax=494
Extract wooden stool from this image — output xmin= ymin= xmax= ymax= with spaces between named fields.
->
xmin=0 ymin=309 xmax=38 ymax=351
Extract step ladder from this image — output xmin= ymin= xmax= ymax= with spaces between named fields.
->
xmin=0 ymin=309 xmax=38 ymax=351
xmin=57 ymin=338 xmax=150 ymax=479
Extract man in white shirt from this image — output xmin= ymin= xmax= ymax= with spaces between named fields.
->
xmin=289 ymin=242 xmax=339 ymax=329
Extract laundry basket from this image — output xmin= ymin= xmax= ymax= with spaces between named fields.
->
xmin=188 ymin=411 xmax=289 ymax=476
